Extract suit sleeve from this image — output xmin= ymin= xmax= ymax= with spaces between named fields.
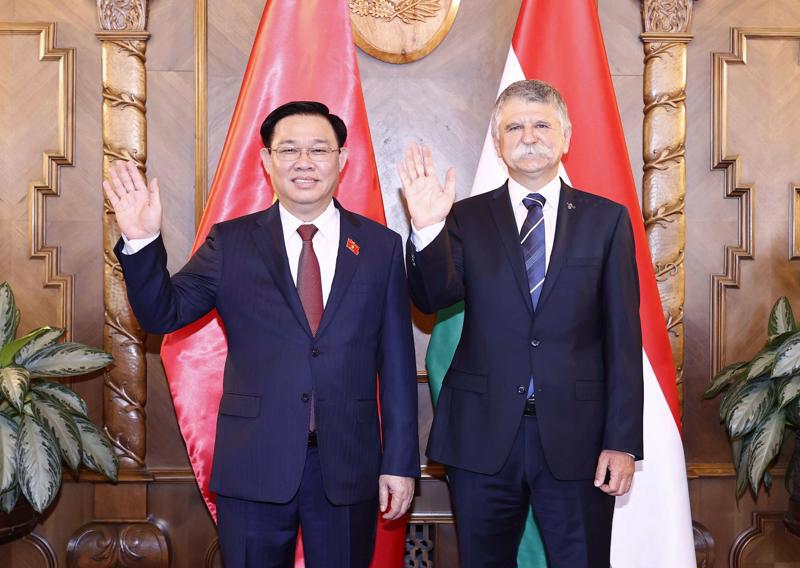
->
xmin=113 ymin=227 xmax=223 ymax=334
xmin=601 ymin=208 xmax=644 ymax=460
xmin=406 ymin=211 xmax=466 ymax=314
xmin=378 ymin=233 xmax=421 ymax=478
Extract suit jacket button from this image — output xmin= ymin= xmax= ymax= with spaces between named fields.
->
xmin=517 ymin=385 xmax=526 ymax=395
xmin=311 ymin=347 xmax=320 ymax=357
xmin=530 ymin=339 xmax=540 ymax=347
xmin=301 ymin=393 xmax=310 ymax=402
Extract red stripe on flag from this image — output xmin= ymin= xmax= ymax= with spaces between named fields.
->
xmin=511 ymin=0 xmax=681 ymax=429
xmin=159 ymin=1 xmax=404 ymax=566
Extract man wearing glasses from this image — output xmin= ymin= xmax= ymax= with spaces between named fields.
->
xmin=105 ymin=101 xmax=419 ymax=568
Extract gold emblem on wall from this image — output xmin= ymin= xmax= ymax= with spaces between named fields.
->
xmin=349 ymin=0 xmax=460 ymax=64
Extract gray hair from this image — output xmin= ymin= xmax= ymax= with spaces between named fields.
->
xmin=490 ymin=80 xmax=571 ymax=139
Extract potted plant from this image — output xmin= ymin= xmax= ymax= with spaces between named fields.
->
xmin=0 ymin=282 xmax=118 ymax=542
xmin=704 ymin=297 xmax=800 ymax=506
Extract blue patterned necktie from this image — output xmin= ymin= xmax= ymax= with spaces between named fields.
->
xmin=520 ymin=193 xmax=546 ymax=398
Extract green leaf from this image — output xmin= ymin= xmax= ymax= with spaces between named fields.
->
xmin=703 ymin=361 xmax=747 ymax=399
xmin=73 ymin=416 xmax=118 ymax=482
xmin=720 ymin=378 xmax=751 ymax=423
xmin=0 ymin=413 xmax=19 ymax=494
xmin=23 ymin=343 xmax=112 ymax=378
xmin=31 ymin=391 xmax=81 ymax=472
xmin=0 ymin=283 xmax=19 ymax=350
xmin=746 ymin=346 xmax=779 ymax=381
xmin=748 ymin=410 xmax=786 ymax=495
xmin=30 ymin=381 xmax=88 ymax=417
xmin=14 ymin=327 xmax=64 ymax=366
xmin=0 ymin=327 xmax=53 ymax=368
xmin=787 ymin=397 xmax=800 ymax=428
xmin=0 ymin=485 xmax=20 ymax=513
xmin=17 ymin=414 xmax=61 ymax=513
xmin=768 ymin=297 xmax=795 ymax=341
xmin=0 ymin=367 xmax=30 ymax=413
xmin=778 ymin=375 xmax=800 ymax=408
xmin=771 ymin=331 xmax=800 ymax=378
xmin=727 ymin=379 xmax=774 ymax=438
xmin=735 ymin=434 xmax=753 ymax=499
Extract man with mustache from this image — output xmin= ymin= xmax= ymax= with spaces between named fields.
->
xmin=398 ymin=80 xmax=643 ymax=567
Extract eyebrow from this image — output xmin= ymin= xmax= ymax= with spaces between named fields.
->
xmin=274 ymin=137 xmax=331 ymax=145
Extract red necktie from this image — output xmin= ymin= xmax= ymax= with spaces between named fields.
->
xmin=296 ymin=224 xmax=323 ymax=431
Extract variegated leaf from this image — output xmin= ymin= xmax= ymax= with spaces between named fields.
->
xmin=17 ymin=414 xmax=61 ymax=513
xmin=31 ymin=391 xmax=81 ymax=472
xmin=746 ymin=347 xmax=778 ymax=380
xmin=771 ymin=332 xmax=800 ymax=378
xmin=786 ymin=397 xmax=800 ymax=427
xmin=748 ymin=410 xmax=786 ymax=494
xmin=786 ymin=446 xmax=799 ymax=492
xmin=14 ymin=327 xmax=64 ymax=366
xmin=0 ymin=367 xmax=30 ymax=413
xmin=778 ymin=375 xmax=800 ymax=408
xmin=703 ymin=361 xmax=747 ymax=399
xmin=768 ymin=297 xmax=796 ymax=340
xmin=727 ymin=380 xmax=774 ymax=438
xmin=0 ymin=327 xmax=52 ymax=367
xmin=720 ymin=378 xmax=749 ymax=423
xmin=24 ymin=343 xmax=112 ymax=378
xmin=0 ymin=283 xmax=19 ymax=350
xmin=0 ymin=413 xmax=19 ymax=493
xmin=734 ymin=435 xmax=752 ymax=499
xmin=0 ymin=485 xmax=20 ymax=513
xmin=73 ymin=416 xmax=118 ymax=482
xmin=30 ymin=381 xmax=88 ymax=416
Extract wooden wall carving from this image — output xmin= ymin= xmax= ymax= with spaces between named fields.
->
xmin=203 ymin=538 xmax=222 ymax=568
xmin=67 ymin=522 xmax=169 ymax=568
xmin=709 ymin=28 xmax=800 ymax=377
xmin=97 ymin=0 xmax=147 ymax=32
xmin=693 ymin=520 xmax=715 ymax=568
xmin=729 ymin=511 xmax=800 ymax=567
xmin=640 ymin=0 xmax=693 ymax=408
xmin=0 ymin=21 xmax=75 ymax=340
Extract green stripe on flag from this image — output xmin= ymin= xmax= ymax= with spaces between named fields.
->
xmin=425 ymin=303 xmax=548 ymax=567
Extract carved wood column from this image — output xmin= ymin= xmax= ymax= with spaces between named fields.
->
xmin=68 ymin=2 xmax=168 ymax=565
xmin=641 ymin=0 xmax=694 ymax=410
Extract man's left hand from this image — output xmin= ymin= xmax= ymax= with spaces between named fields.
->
xmin=378 ymin=475 xmax=415 ymax=520
xmin=594 ymin=450 xmax=634 ymax=496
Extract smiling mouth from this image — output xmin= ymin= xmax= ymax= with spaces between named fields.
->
xmin=292 ymin=177 xmax=319 ymax=186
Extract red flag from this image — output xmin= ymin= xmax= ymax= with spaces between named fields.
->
xmin=159 ymin=1 xmax=406 ymax=566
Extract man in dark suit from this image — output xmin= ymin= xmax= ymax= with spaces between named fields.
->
xmin=104 ymin=101 xmax=419 ymax=568
xmin=398 ymin=80 xmax=643 ymax=567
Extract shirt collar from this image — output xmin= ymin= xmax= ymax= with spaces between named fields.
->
xmin=279 ymin=199 xmax=339 ymax=241
xmin=507 ymin=171 xmax=562 ymax=211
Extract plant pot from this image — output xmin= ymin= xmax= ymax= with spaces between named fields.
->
xmin=0 ymin=499 xmax=40 ymax=544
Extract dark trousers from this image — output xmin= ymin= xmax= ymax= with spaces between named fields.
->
xmin=216 ymin=446 xmax=378 ymax=568
xmin=446 ymin=415 xmax=614 ymax=568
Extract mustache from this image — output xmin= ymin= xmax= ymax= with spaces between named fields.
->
xmin=511 ymin=144 xmax=554 ymax=161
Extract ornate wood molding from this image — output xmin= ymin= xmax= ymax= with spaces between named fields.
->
xmin=640 ymin=2 xmax=694 ymax=410
xmin=692 ymin=521 xmax=715 ymax=568
xmin=67 ymin=522 xmax=169 ymax=568
xmin=710 ymin=28 xmax=800 ymax=377
xmin=97 ymin=0 xmax=147 ymax=32
xmin=729 ymin=511 xmax=800 ymax=567
xmin=0 ymin=22 xmax=75 ymax=340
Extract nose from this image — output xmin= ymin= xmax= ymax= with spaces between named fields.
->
xmin=521 ymin=124 xmax=539 ymax=144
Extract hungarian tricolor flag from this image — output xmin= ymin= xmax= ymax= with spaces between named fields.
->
xmin=159 ymin=1 xmax=405 ymax=566
xmin=426 ymin=1 xmax=696 ymax=566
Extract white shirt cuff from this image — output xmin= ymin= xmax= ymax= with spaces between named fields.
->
xmin=410 ymin=220 xmax=445 ymax=251
xmin=121 ymin=233 xmax=160 ymax=255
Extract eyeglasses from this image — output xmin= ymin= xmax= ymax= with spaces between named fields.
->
xmin=268 ymin=146 xmax=340 ymax=162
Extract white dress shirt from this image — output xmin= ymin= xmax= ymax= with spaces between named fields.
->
xmin=411 ymin=173 xmax=563 ymax=274
xmin=121 ymin=200 xmax=341 ymax=306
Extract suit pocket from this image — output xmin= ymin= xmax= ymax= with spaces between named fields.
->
xmin=566 ymin=256 xmax=602 ymax=267
xmin=356 ymin=399 xmax=378 ymax=423
xmin=575 ymin=381 xmax=604 ymax=401
xmin=219 ymin=392 xmax=261 ymax=418
xmin=443 ymin=369 xmax=488 ymax=393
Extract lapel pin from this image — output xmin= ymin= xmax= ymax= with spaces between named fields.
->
xmin=346 ymin=238 xmax=360 ymax=256
xmin=567 ymin=202 xmax=576 ymax=210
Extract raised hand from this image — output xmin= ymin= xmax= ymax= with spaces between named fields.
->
xmin=397 ymin=142 xmax=456 ymax=229
xmin=103 ymin=160 xmax=162 ymax=240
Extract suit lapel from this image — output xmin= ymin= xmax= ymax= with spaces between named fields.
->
xmin=315 ymin=203 xmax=361 ymax=338
xmin=489 ymin=183 xmax=534 ymax=314
xmin=536 ymin=181 xmax=576 ymax=311
xmin=252 ymin=205 xmax=313 ymax=337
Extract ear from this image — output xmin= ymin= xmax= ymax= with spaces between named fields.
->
xmin=260 ymin=147 xmax=272 ymax=177
xmin=492 ymin=135 xmax=502 ymax=158
xmin=562 ymin=126 xmax=572 ymax=155
xmin=337 ymin=147 xmax=349 ymax=172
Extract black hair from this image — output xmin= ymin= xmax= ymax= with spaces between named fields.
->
xmin=260 ymin=101 xmax=347 ymax=148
